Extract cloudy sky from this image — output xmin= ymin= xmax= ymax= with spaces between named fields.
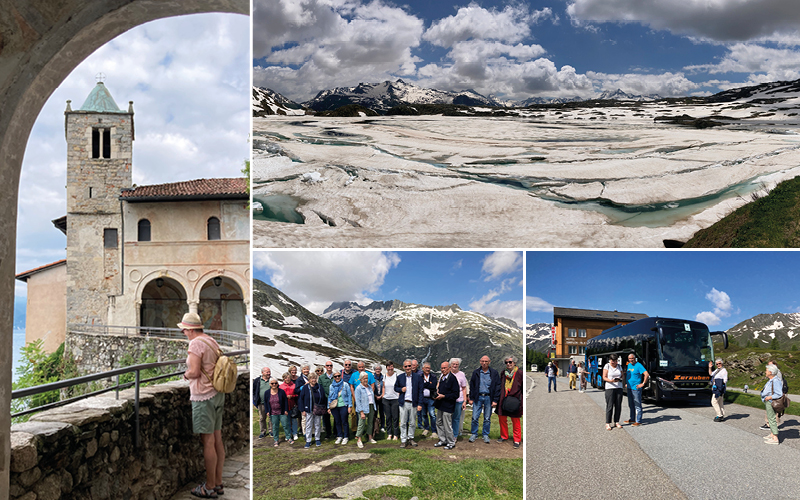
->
xmin=254 ymin=250 xmax=524 ymax=325
xmin=526 ymin=251 xmax=800 ymax=330
xmin=13 ymin=13 xmax=250 ymax=323
xmin=254 ymin=0 xmax=800 ymax=102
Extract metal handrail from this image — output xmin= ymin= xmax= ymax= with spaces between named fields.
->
xmin=11 ymin=349 xmax=249 ymax=447
xmin=67 ymin=324 xmax=249 ymax=347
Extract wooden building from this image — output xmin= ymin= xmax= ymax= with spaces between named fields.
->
xmin=551 ymin=307 xmax=648 ymax=374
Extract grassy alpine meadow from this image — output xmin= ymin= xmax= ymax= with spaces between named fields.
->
xmin=252 ymin=408 xmax=523 ymax=500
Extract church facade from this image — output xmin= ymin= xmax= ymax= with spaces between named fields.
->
xmin=16 ymin=81 xmax=250 ymax=351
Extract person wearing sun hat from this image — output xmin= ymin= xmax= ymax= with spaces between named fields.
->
xmin=180 ymin=312 xmax=225 ymax=498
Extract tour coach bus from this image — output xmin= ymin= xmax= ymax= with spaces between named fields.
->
xmin=585 ymin=317 xmax=728 ymax=404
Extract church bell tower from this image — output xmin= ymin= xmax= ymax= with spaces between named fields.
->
xmin=64 ymin=78 xmax=134 ymax=327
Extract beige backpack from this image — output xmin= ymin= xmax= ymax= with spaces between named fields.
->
xmin=199 ymin=338 xmax=238 ymax=393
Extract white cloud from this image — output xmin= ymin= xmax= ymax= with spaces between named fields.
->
xmin=481 ymin=251 xmax=523 ymax=281
xmin=706 ymin=288 xmax=733 ymax=317
xmin=253 ymin=251 xmax=400 ymax=314
xmin=526 ymin=296 xmax=554 ymax=313
xmin=567 ymin=0 xmax=800 ymax=44
xmin=696 ymin=287 xmax=734 ymax=326
xmin=469 ymin=278 xmax=522 ymax=323
xmin=685 ymin=43 xmax=800 ymax=82
xmin=696 ymin=311 xmax=721 ymax=326
xmin=587 ymin=71 xmax=700 ymax=96
xmin=423 ymin=3 xmax=553 ymax=47
xmin=253 ymin=0 xmax=424 ymax=101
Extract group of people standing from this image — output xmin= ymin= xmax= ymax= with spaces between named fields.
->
xmin=253 ymin=354 xmax=524 ymax=450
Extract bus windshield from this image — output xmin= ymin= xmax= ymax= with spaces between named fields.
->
xmin=657 ymin=322 xmax=713 ymax=368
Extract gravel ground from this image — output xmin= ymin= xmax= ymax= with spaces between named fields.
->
xmin=527 ymin=373 xmax=800 ymax=499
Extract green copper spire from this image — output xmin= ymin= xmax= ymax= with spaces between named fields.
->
xmin=79 ymin=82 xmax=124 ymax=113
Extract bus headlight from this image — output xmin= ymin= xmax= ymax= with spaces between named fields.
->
xmin=657 ymin=377 xmax=676 ymax=391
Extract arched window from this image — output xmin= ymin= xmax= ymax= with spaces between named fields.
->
xmin=207 ymin=216 xmax=220 ymax=240
xmin=137 ymin=219 xmax=151 ymax=241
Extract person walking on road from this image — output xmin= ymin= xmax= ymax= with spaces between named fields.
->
xmin=568 ymin=360 xmax=578 ymax=390
xmin=625 ymin=354 xmax=649 ymax=426
xmin=578 ymin=361 xmax=587 ymax=393
xmin=545 ymin=361 xmax=557 ymax=393
xmin=761 ymin=364 xmax=783 ymax=445
xmin=603 ymin=354 xmax=624 ymax=430
xmin=709 ymin=358 xmax=728 ymax=422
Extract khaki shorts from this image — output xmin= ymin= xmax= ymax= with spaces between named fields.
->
xmin=192 ymin=392 xmax=224 ymax=434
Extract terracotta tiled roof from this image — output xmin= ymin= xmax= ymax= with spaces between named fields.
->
xmin=16 ymin=259 xmax=67 ymax=281
xmin=120 ymin=178 xmax=248 ymax=201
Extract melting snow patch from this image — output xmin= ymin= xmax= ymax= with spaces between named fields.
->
xmin=789 ymin=331 xmax=797 ymax=339
xmin=264 ymin=305 xmax=282 ymax=315
xmin=302 ymin=171 xmax=323 ymax=183
xmin=283 ymin=315 xmax=303 ymax=326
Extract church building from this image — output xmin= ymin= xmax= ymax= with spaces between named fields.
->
xmin=16 ymin=81 xmax=250 ymax=352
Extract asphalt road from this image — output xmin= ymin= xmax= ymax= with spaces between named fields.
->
xmin=526 ymin=373 xmax=800 ymax=499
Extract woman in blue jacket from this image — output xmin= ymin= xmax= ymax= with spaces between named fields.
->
xmin=263 ymin=378 xmax=290 ymax=447
xmin=354 ymin=372 xmax=377 ymax=448
xmin=299 ymin=373 xmax=326 ymax=448
xmin=327 ymin=371 xmax=353 ymax=445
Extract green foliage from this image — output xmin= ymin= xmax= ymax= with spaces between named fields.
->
xmin=792 ymin=344 xmax=797 ymax=352
xmin=770 ymin=337 xmax=781 ymax=350
xmin=118 ymin=343 xmax=178 ymax=386
xmin=526 ymin=347 xmax=550 ymax=370
xmin=242 ymin=159 xmax=250 ymax=196
xmin=685 ymin=175 xmax=800 ymax=247
xmin=11 ymin=340 xmax=78 ymax=421
xmin=253 ymin=409 xmax=522 ymax=499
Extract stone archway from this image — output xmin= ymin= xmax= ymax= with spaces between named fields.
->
xmin=0 ymin=1 xmax=248 ymax=494
xmin=139 ymin=276 xmax=189 ymax=329
xmin=198 ymin=275 xmax=246 ymax=333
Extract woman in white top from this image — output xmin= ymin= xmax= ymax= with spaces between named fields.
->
xmin=382 ymin=362 xmax=400 ymax=440
xmin=603 ymin=354 xmax=624 ymax=430
xmin=708 ymin=357 xmax=728 ymax=421
xmin=577 ymin=362 xmax=587 ymax=393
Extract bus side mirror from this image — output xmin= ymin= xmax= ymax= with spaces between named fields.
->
xmin=710 ymin=331 xmax=729 ymax=349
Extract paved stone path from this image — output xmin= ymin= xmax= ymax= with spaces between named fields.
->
xmin=168 ymin=448 xmax=249 ymax=500
xmin=527 ymin=372 xmax=800 ymax=499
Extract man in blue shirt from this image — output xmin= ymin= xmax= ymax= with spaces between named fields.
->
xmin=468 ymin=355 xmax=500 ymax=443
xmin=625 ymin=353 xmax=649 ymax=426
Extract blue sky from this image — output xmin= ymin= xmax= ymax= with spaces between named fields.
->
xmin=526 ymin=251 xmax=800 ymax=330
xmin=13 ymin=13 xmax=249 ymax=322
xmin=253 ymin=250 xmax=524 ymax=325
xmin=254 ymin=0 xmax=800 ymax=102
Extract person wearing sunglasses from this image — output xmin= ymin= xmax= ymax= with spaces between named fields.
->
xmin=265 ymin=378 xmax=291 ymax=448
xmin=708 ymin=358 xmax=728 ymax=422
xmin=496 ymin=356 xmax=523 ymax=449
xmin=327 ymin=371 xmax=352 ymax=445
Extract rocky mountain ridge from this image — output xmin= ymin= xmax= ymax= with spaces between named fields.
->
xmin=252 ymin=279 xmax=385 ymax=374
xmin=726 ymin=312 xmax=800 ymax=348
xmin=321 ymin=300 xmax=522 ymax=372
xmin=252 ymin=87 xmax=305 ymax=117
xmin=526 ymin=323 xmax=553 ymax=353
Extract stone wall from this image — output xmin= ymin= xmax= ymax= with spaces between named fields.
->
xmin=9 ymin=369 xmax=249 ymax=500
xmin=65 ymin=332 xmax=192 ymax=376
